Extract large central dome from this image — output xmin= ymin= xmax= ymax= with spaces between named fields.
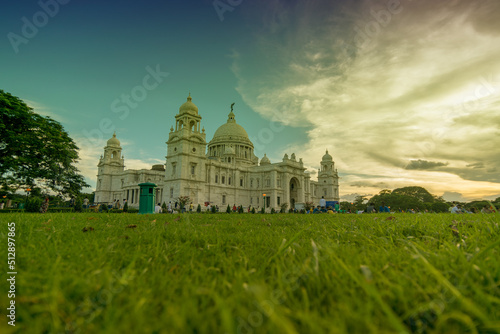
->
xmin=208 ymin=108 xmax=256 ymax=164
xmin=212 ymin=111 xmax=249 ymax=139
xmin=210 ymin=110 xmax=252 ymax=146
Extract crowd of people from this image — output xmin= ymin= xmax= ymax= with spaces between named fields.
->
xmin=19 ymin=195 xmax=497 ymax=215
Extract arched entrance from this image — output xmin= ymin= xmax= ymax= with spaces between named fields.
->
xmin=289 ymin=177 xmax=299 ymax=209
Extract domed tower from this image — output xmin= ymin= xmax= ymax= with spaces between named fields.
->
xmin=260 ymin=154 xmax=271 ymax=166
xmin=166 ymin=94 xmax=207 ymax=182
xmin=317 ymin=149 xmax=339 ymax=201
xmin=96 ymin=133 xmax=125 ymax=203
xmin=207 ymin=104 xmax=257 ymax=166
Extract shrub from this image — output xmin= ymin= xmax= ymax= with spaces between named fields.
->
xmin=197 ymin=204 xmax=201 ymax=213
xmin=211 ymin=205 xmax=217 ymax=213
xmin=271 ymin=208 xmax=276 ymax=214
xmin=109 ymin=209 xmax=123 ymax=213
xmin=238 ymin=206 xmax=243 ymax=214
xmin=99 ymin=204 xmax=108 ymax=212
xmin=226 ymin=205 xmax=231 ymax=213
xmin=127 ymin=208 xmax=139 ymax=213
xmin=280 ymin=203 xmax=289 ymax=213
xmin=260 ymin=207 xmax=265 ymax=214
xmin=25 ymin=197 xmax=43 ymax=213
xmin=162 ymin=202 xmax=167 ymax=213
xmin=123 ymin=202 xmax=129 ymax=212
xmin=251 ymin=207 xmax=256 ymax=214
xmin=0 ymin=209 xmax=24 ymax=213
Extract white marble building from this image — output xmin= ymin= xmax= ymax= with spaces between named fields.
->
xmin=95 ymin=95 xmax=339 ymax=210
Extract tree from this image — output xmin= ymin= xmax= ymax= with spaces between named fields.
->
xmin=353 ymin=195 xmax=368 ymax=210
xmin=0 ymin=90 xmax=89 ymax=196
xmin=431 ymin=202 xmax=450 ymax=213
xmin=74 ymin=196 xmax=83 ymax=212
xmin=392 ymin=187 xmax=434 ymax=203
xmin=177 ymin=196 xmax=190 ymax=211
xmin=280 ymin=203 xmax=288 ymax=213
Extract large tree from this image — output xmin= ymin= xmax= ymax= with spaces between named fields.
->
xmin=391 ymin=186 xmax=435 ymax=203
xmin=369 ymin=186 xmax=450 ymax=212
xmin=0 ymin=90 xmax=89 ymax=196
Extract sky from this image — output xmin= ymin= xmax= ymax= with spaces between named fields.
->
xmin=1 ymin=0 xmax=499 ymax=202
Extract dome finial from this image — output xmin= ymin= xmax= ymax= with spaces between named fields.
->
xmin=227 ymin=104 xmax=236 ymax=123
xmin=187 ymin=92 xmax=192 ymax=102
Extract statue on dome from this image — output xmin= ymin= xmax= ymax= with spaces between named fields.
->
xmin=231 ymin=102 xmax=235 ymax=112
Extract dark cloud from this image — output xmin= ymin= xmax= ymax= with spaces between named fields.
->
xmin=443 ymin=165 xmax=500 ymax=183
xmin=350 ymin=181 xmax=389 ymax=188
xmin=466 ymin=162 xmax=485 ymax=169
xmin=461 ymin=0 xmax=500 ymax=36
xmin=405 ymin=159 xmax=448 ymax=170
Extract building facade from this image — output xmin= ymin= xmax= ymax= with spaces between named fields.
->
xmin=95 ymin=95 xmax=340 ymax=210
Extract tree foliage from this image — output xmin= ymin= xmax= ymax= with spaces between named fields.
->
xmin=369 ymin=186 xmax=449 ymax=212
xmin=177 ymin=196 xmax=190 ymax=210
xmin=0 ymin=90 xmax=89 ymax=196
xmin=391 ymin=186 xmax=435 ymax=203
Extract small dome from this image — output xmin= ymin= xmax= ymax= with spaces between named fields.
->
xmin=107 ymin=132 xmax=120 ymax=147
xmin=322 ymin=149 xmax=333 ymax=161
xmin=260 ymin=154 xmax=271 ymax=165
xmin=179 ymin=93 xmax=198 ymax=114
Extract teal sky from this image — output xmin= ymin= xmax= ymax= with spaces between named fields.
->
xmin=2 ymin=0 xmax=500 ymax=201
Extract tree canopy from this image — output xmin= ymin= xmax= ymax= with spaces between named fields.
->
xmin=0 ymin=90 xmax=89 ymax=196
xmin=369 ymin=186 xmax=449 ymax=212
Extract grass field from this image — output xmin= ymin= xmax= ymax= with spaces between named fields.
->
xmin=1 ymin=212 xmax=499 ymax=334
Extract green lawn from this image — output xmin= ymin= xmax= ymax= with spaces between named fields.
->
xmin=1 ymin=213 xmax=499 ymax=333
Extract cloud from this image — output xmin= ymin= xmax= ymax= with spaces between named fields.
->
xmin=232 ymin=0 xmax=500 ymax=200
xmin=24 ymin=99 xmax=70 ymax=124
xmin=350 ymin=181 xmax=389 ymax=189
xmin=442 ymin=191 xmax=466 ymax=202
xmin=466 ymin=162 xmax=485 ymax=169
xmin=340 ymin=193 xmax=372 ymax=202
xmin=405 ymin=159 xmax=448 ymax=170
